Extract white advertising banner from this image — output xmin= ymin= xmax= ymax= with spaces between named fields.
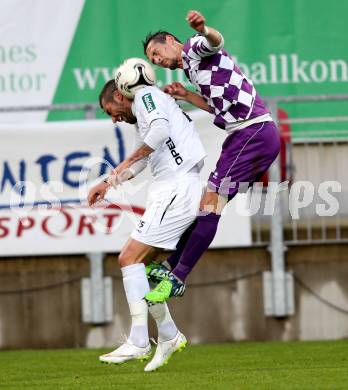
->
xmin=0 ymin=110 xmax=251 ymax=256
xmin=0 ymin=0 xmax=84 ymax=123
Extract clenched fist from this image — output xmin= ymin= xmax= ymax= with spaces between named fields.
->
xmin=164 ymin=82 xmax=188 ymax=100
xmin=186 ymin=10 xmax=206 ymax=33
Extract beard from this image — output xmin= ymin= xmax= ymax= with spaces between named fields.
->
xmin=168 ymin=58 xmax=179 ymax=70
xmin=126 ymin=114 xmax=137 ymax=124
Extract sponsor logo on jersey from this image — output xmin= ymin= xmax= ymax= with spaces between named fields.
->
xmin=166 ymin=137 xmax=183 ymax=165
xmin=142 ymin=93 xmax=156 ymax=113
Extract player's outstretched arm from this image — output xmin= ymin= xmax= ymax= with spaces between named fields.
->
xmin=164 ymin=82 xmax=211 ymax=113
xmin=112 ymin=118 xmax=171 ymax=176
xmin=113 ymin=144 xmax=154 ymax=176
xmin=186 ymin=10 xmax=223 ymax=48
xmin=108 ymin=158 xmax=148 ymax=186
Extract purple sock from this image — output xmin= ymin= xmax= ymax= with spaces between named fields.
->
xmin=172 ymin=213 xmax=221 ymax=282
xmin=167 ymin=220 xmax=198 ymax=270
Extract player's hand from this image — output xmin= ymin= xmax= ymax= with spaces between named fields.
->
xmin=87 ymin=181 xmax=109 ymax=207
xmin=164 ymin=82 xmax=188 ymax=100
xmin=186 ymin=10 xmax=206 ymax=33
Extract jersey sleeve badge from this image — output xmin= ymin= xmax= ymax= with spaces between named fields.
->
xmin=142 ymin=93 xmax=156 ymax=113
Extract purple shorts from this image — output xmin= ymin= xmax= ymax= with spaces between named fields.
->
xmin=208 ymin=121 xmax=280 ymax=198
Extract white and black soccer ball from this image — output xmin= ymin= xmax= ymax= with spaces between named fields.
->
xmin=114 ymin=58 xmax=156 ymax=99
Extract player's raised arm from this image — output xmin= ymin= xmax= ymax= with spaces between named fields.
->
xmin=164 ymin=82 xmax=211 ymax=113
xmin=186 ymin=10 xmax=224 ymax=49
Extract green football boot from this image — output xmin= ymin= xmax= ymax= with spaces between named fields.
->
xmin=145 ymin=273 xmax=186 ymax=303
xmin=145 ymin=262 xmax=170 ymax=284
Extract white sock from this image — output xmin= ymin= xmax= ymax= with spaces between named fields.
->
xmin=148 ymin=280 xmax=178 ymax=342
xmin=121 ymin=263 xmax=150 ymax=348
xmin=149 ymin=303 xmax=178 ymax=342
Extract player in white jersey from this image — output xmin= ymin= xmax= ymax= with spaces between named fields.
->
xmin=88 ymin=79 xmax=205 ymax=371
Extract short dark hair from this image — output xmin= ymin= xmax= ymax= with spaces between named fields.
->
xmin=143 ymin=30 xmax=181 ymax=55
xmin=98 ymin=79 xmax=117 ymax=109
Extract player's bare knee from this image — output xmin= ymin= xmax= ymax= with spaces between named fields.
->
xmin=118 ymin=249 xmax=136 ymax=268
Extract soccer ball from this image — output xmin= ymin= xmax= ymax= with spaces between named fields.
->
xmin=115 ymin=58 xmax=156 ymax=99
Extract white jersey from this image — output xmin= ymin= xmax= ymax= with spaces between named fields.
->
xmin=132 ymin=86 xmax=206 ymax=180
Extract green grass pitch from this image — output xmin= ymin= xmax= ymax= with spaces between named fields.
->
xmin=0 ymin=340 xmax=347 ymax=389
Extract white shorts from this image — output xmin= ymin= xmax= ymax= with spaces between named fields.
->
xmin=131 ymin=173 xmax=203 ymax=250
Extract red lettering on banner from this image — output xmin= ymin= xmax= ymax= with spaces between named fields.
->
xmin=104 ymin=213 xmax=120 ymax=234
xmin=16 ymin=217 xmax=35 ymax=237
xmin=42 ymin=209 xmax=73 ymax=238
xmin=0 ymin=217 xmax=10 ymax=238
xmin=0 ymin=204 xmax=145 ymax=245
xmin=77 ymin=215 xmax=95 ymax=236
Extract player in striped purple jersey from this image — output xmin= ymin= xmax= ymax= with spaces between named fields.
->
xmin=143 ymin=10 xmax=280 ymax=302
